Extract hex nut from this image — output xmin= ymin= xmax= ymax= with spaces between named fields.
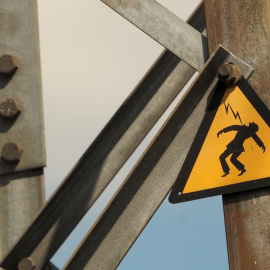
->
xmin=0 ymin=54 xmax=18 ymax=75
xmin=18 ymin=257 xmax=36 ymax=270
xmin=218 ymin=63 xmax=242 ymax=86
xmin=1 ymin=142 xmax=23 ymax=163
xmin=0 ymin=99 xmax=21 ymax=119
xmin=218 ymin=64 xmax=232 ymax=79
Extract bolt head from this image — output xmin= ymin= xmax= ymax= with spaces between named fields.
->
xmin=0 ymin=99 xmax=21 ymax=119
xmin=18 ymin=257 xmax=36 ymax=270
xmin=218 ymin=64 xmax=232 ymax=79
xmin=2 ymin=142 xmax=23 ymax=163
xmin=217 ymin=63 xmax=242 ymax=86
xmin=0 ymin=54 xmax=18 ymax=75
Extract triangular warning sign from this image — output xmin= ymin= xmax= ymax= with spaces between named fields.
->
xmin=169 ymin=78 xmax=270 ymax=203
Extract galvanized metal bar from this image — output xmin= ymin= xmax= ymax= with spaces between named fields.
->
xmin=0 ymin=170 xmax=44 ymax=260
xmin=0 ymin=5 xmax=206 ymax=270
xmin=100 ymin=0 xmax=208 ymax=71
xmin=204 ymin=1 xmax=270 ymax=269
xmin=0 ymin=0 xmax=46 ymax=175
xmin=63 ymin=46 xmax=253 ymax=270
xmin=0 ymin=0 xmax=45 ymax=263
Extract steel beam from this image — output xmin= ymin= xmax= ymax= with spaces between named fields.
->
xmin=100 ymin=0 xmax=208 ymax=71
xmin=0 ymin=0 xmax=45 ymax=263
xmin=0 ymin=170 xmax=44 ymax=260
xmin=0 ymin=4 xmax=206 ymax=270
xmin=204 ymin=1 xmax=270 ymax=269
xmin=63 ymin=47 xmax=253 ymax=270
xmin=0 ymin=0 xmax=46 ymax=175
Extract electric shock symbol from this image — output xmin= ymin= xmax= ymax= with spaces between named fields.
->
xmin=225 ymin=103 xmax=242 ymax=124
xmin=217 ymin=122 xmax=266 ymax=177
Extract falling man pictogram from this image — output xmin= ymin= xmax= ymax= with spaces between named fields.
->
xmin=217 ymin=122 xmax=266 ymax=177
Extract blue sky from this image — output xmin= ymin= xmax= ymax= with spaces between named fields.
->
xmin=119 ymin=196 xmax=228 ymax=270
xmin=37 ymin=0 xmax=229 ymax=269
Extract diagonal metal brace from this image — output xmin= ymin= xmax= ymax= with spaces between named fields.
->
xmin=63 ymin=46 xmax=253 ymax=270
xmin=100 ymin=0 xmax=208 ymax=71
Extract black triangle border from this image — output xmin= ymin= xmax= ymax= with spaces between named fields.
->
xmin=169 ymin=77 xmax=270 ymax=203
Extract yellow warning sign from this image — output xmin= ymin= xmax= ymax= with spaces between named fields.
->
xmin=183 ymin=85 xmax=269 ymax=193
xmin=169 ymin=78 xmax=270 ymax=203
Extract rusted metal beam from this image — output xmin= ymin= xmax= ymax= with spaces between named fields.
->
xmin=0 ymin=0 xmax=45 ymax=262
xmin=100 ymin=0 xmax=208 ymax=71
xmin=63 ymin=47 xmax=253 ymax=270
xmin=0 ymin=4 xmax=206 ymax=270
xmin=204 ymin=0 xmax=270 ymax=269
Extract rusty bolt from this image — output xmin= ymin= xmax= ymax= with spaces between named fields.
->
xmin=0 ymin=98 xmax=21 ymax=119
xmin=18 ymin=257 xmax=36 ymax=270
xmin=0 ymin=54 xmax=18 ymax=75
xmin=1 ymin=142 xmax=23 ymax=163
xmin=218 ymin=63 xmax=242 ymax=86
xmin=218 ymin=64 xmax=232 ymax=79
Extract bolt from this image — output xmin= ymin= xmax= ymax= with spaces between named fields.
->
xmin=218 ymin=64 xmax=232 ymax=79
xmin=0 ymin=54 xmax=18 ymax=75
xmin=0 ymin=99 xmax=21 ymax=119
xmin=218 ymin=63 xmax=242 ymax=86
xmin=18 ymin=257 xmax=36 ymax=270
xmin=1 ymin=142 xmax=23 ymax=163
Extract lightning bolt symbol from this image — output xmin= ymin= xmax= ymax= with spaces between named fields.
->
xmin=224 ymin=103 xmax=242 ymax=124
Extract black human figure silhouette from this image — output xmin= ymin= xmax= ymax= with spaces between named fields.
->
xmin=217 ymin=122 xmax=265 ymax=177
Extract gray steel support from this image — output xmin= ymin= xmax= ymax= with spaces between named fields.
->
xmin=0 ymin=0 xmax=46 ymax=174
xmin=204 ymin=0 xmax=270 ymax=269
xmin=100 ymin=0 xmax=208 ymax=71
xmin=0 ymin=170 xmax=44 ymax=260
xmin=0 ymin=4 xmax=206 ymax=270
xmin=0 ymin=0 xmax=45 ymax=262
xmin=63 ymin=47 xmax=253 ymax=270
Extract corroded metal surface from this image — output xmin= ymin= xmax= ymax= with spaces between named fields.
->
xmin=204 ymin=0 xmax=270 ymax=108
xmin=217 ymin=63 xmax=242 ymax=86
xmin=204 ymin=0 xmax=270 ymax=269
